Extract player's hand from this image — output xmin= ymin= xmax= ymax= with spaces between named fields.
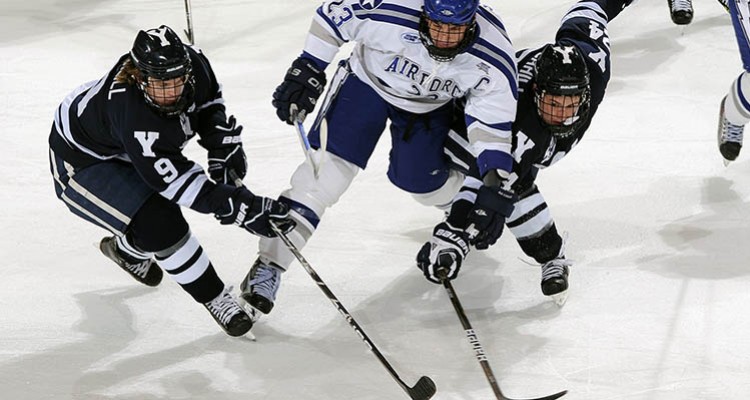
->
xmin=417 ymin=222 xmax=470 ymax=284
xmin=199 ymin=115 xmax=247 ymax=185
xmin=272 ymin=57 xmax=327 ymax=124
xmin=465 ymin=185 xmax=515 ymax=250
xmin=216 ymin=189 xmax=295 ymax=237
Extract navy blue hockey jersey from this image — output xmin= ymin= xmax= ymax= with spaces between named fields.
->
xmin=509 ymin=0 xmax=627 ymax=193
xmin=49 ymin=46 xmax=236 ymax=214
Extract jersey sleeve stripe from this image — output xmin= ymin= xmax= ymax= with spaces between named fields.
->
xmin=352 ymin=13 xmax=420 ymax=29
xmin=476 ymin=7 xmax=511 ymax=43
xmin=55 ymin=81 xmax=114 ymax=160
xmin=466 ymin=115 xmax=513 ymax=132
xmin=160 ymin=164 xmax=204 ymax=205
xmin=315 ymin=6 xmax=347 ymax=43
xmin=304 ymin=34 xmax=341 ymax=65
xmin=562 ymin=9 xmax=609 ymax=27
xmin=466 ymin=46 xmax=518 ymax=99
xmin=477 ymin=149 xmax=514 ymax=176
xmin=566 ymin=1 xmax=608 ymax=20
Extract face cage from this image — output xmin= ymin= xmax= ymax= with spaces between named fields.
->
xmin=137 ymin=73 xmax=195 ymax=117
xmin=418 ymin=14 xmax=476 ymax=62
xmin=534 ymin=87 xmax=591 ymax=138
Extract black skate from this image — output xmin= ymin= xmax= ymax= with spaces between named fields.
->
xmin=541 ymin=257 xmax=571 ymax=306
xmin=718 ymin=96 xmax=745 ymax=164
xmin=240 ymin=259 xmax=282 ymax=316
xmin=100 ymin=236 xmax=162 ymax=287
xmin=668 ymin=0 xmax=693 ymax=25
xmin=204 ymin=286 xmax=253 ymax=337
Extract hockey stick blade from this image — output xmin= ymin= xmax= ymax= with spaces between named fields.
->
xmin=506 ymin=389 xmax=567 ymax=400
xmin=269 ymin=221 xmax=437 ymax=400
xmin=406 ymin=376 xmax=437 ymax=400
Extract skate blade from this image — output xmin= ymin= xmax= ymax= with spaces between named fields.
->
xmin=549 ymin=290 xmax=569 ymax=307
xmin=242 ymin=330 xmax=257 ymax=342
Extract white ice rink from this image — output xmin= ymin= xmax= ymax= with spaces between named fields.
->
xmin=2 ymin=0 xmax=748 ymax=399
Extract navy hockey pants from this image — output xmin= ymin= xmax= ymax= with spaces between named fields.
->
xmin=49 ymin=149 xmax=153 ymax=236
xmin=306 ymin=62 xmax=456 ymax=194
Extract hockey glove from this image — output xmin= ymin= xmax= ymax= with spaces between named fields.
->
xmin=417 ymin=222 xmax=470 ymax=284
xmin=198 ymin=115 xmax=247 ymax=185
xmin=216 ymin=189 xmax=294 ymax=238
xmin=466 ymin=185 xmax=516 ymax=250
xmin=272 ymin=57 xmax=327 ymax=124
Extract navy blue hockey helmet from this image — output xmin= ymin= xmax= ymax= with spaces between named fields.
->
xmin=130 ymin=25 xmax=194 ymax=116
xmin=533 ymin=43 xmax=591 ymax=138
xmin=419 ymin=0 xmax=479 ymax=62
xmin=424 ymin=0 xmax=479 ymax=25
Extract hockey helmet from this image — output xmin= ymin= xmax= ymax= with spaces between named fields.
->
xmin=130 ymin=25 xmax=194 ymax=116
xmin=534 ymin=43 xmax=591 ymax=138
xmin=419 ymin=0 xmax=479 ymax=62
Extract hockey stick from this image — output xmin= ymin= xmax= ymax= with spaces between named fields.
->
xmin=291 ymin=111 xmax=321 ymax=179
xmin=437 ymin=270 xmax=567 ymax=400
xmin=183 ymin=0 xmax=194 ymax=45
xmin=269 ymin=221 xmax=437 ymax=400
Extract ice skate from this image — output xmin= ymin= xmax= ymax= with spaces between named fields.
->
xmin=668 ymin=0 xmax=693 ymax=25
xmin=240 ymin=258 xmax=283 ymax=318
xmin=541 ymin=257 xmax=571 ymax=306
xmin=718 ymin=96 xmax=745 ymax=165
xmin=99 ymin=236 xmax=162 ymax=287
xmin=204 ymin=286 xmax=254 ymax=337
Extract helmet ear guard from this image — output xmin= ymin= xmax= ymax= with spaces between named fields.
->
xmin=130 ymin=25 xmax=194 ymax=116
xmin=533 ymin=44 xmax=591 ymax=138
xmin=419 ymin=0 xmax=479 ymax=62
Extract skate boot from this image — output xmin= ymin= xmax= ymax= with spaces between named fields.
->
xmin=668 ymin=0 xmax=693 ymax=25
xmin=541 ymin=257 xmax=572 ymax=306
xmin=203 ymin=286 xmax=253 ymax=337
xmin=240 ymin=258 xmax=282 ymax=317
xmin=718 ymin=96 xmax=745 ymax=164
xmin=100 ymin=236 xmax=162 ymax=287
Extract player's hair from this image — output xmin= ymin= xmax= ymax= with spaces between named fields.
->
xmin=114 ymin=57 xmax=142 ymax=86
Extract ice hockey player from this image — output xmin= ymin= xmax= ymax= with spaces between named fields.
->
xmin=47 ymin=25 xmax=292 ymax=337
xmin=418 ymin=0 xmax=635 ymax=306
xmin=718 ymin=0 xmax=750 ymax=164
xmin=240 ymin=0 xmax=518 ymax=320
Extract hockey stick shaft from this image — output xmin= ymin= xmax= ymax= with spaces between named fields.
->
xmin=440 ymin=277 xmax=567 ymax=400
xmin=183 ymin=0 xmax=194 ymax=44
xmin=269 ymin=222 xmax=436 ymax=400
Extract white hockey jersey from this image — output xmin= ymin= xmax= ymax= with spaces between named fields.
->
xmin=302 ymin=0 xmax=518 ymax=177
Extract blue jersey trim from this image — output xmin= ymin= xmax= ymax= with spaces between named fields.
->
xmin=477 ymin=150 xmax=513 ymax=177
xmin=476 ymin=7 xmax=511 ymax=43
xmin=466 ymin=47 xmax=518 ymax=99
xmin=317 ymin=6 xmax=347 ymax=43
xmin=279 ymin=197 xmax=321 ymax=228
xmin=466 ymin=115 xmax=513 ymax=132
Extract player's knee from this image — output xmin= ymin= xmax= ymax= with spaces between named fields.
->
xmin=517 ymin=225 xmax=563 ymax=264
xmin=285 ymin=151 xmax=359 ymax=216
xmin=127 ymin=194 xmax=189 ymax=253
xmin=411 ymin=169 xmax=464 ymax=209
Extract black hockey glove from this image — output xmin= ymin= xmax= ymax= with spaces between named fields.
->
xmin=272 ymin=57 xmax=327 ymax=124
xmin=466 ymin=185 xmax=516 ymax=250
xmin=198 ymin=115 xmax=247 ymax=185
xmin=417 ymin=222 xmax=470 ymax=284
xmin=216 ymin=189 xmax=295 ymax=238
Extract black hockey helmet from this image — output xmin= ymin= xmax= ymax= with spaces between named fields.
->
xmin=419 ymin=0 xmax=479 ymax=62
xmin=130 ymin=25 xmax=194 ymax=116
xmin=533 ymin=43 xmax=591 ymax=138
